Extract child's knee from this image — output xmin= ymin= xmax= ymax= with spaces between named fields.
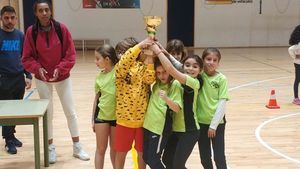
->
xmin=96 ymin=146 xmax=107 ymax=155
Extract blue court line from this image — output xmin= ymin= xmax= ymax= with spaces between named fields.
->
xmin=24 ymin=88 xmax=36 ymax=100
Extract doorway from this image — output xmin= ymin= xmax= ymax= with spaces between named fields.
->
xmin=167 ymin=0 xmax=194 ymax=47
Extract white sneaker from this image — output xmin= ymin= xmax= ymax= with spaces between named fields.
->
xmin=49 ymin=144 xmax=57 ymax=164
xmin=73 ymin=142 xmax=90 ymax=161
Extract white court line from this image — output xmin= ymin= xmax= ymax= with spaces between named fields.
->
xmin=224 ymin=75 xmax=293 ymax=168
xmin=196 ymin=75 xmax=291 ymax=168
xmin=229 ymin=76 xmax=292 ymax=91
xmin=255 ymin=113 xmax=300 ymax=164
xmin=207 ymin=76 xmax=290 ymax=168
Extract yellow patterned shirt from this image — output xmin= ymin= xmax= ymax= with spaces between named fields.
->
xmin=115 ymin=45 xmax=155 ymax=128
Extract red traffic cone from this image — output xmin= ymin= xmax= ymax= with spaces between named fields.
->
xmin=266 ymin=89 xmax=280 ymax=109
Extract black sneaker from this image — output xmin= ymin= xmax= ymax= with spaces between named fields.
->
xmin=5 ymin=140 xmax=17 ymax=154
xmin=12 ymin=137 xmax=22 ymax=147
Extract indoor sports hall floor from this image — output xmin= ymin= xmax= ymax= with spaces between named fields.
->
xmin=0 ymin=47 xmax=299 ymax=169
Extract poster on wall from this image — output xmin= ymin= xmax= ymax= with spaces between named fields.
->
xmin=83 ymin=0 xmax=140 ymax=8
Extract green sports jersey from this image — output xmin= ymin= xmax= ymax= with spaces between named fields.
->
xmin=95 ymin=68 xmax=116 ymax=121
xmin=143 ymin=80 xmax=183 ymax=135
xmin=197 ymin=72 xmax=229 ymax=124
xmin=172 ymin=75 xmax=200 ymax=132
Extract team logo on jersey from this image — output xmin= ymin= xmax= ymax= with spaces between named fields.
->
xmin=210 ymin=81 xmax=219 ymax=88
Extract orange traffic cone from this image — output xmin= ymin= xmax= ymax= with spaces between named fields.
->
xmin=266 ymin=89 xmax=280 ymax=109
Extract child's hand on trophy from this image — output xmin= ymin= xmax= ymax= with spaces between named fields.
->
xmin=155 ymin=41 xmax=170 ymax=57
xmin=149 ymin=43 xmax=162 ymax=57
xmin=138 ymin=37 xmax=154 ymax=50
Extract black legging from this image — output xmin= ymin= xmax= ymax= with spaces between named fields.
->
xmin=294 ymin=63 xmax=300 ymax=98
xmin=162 ymin=130 xmax=199 ymax=169
xmin=198 ymin=123 xmax=227 ymax=169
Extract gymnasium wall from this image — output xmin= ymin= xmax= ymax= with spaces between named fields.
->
xmin=194 ymin=0 xmax=300 ymax=47
xmin=53 ymin=0 xmax=300 ymax=47
xmin=53 ymin=0 xmax=167 ymax=46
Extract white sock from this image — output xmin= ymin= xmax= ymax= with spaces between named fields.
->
xmin=73 ymin=142 xmax=80 ymax=146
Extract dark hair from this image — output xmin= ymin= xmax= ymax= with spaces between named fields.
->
xmin=95 ymin=44 xmax=119 ymax=65
xmin=115 ymin=37 xmax=139 ymax=56
xmin=166 ymin=39 xmax=187 ymax=61
xmin=154 ymin=57 xmax=161 ymax=70
xmin=33 ymin=0 xmax=53 ymax=13
xmin=202 ymin=47 xmax=221 ymax=62
xmin=0 ymin=6 xmax=16 ymax=16
xmin=33 ymin=0 xmax=53 ymax=25
xmin=182 ymin=54 xmax=204 ymax=70
xmin=154 ymin=56 xmax=173 ymax=69
xmin=153 ymin=57 xmax=173 ymax=83
xmin=182 ymin=54 xmax=204 ymax=88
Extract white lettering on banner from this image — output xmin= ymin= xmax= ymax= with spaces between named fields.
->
xmin=233 ymin=0 xmax=253 ymax=3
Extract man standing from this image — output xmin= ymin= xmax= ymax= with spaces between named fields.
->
xmin=22 ymin=0 xmax=89 ymax=164
xmin=0 ymin=6 xmax=32 ymax=154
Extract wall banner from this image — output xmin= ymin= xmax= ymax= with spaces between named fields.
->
xmin=83 ymin=0 xmax=140 ymax=8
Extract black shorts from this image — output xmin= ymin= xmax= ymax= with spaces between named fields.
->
xmin=94 ymin=118 xmax=116 ymax=127
xmin=94 ymin=94 xmax=117 ymax=127
xmin=94 ymin=96 xmax=116 ymax=127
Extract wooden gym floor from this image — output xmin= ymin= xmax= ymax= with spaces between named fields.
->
xmin=0 ymin=47 xmax=300 ymax=169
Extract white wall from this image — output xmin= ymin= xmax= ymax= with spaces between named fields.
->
xmin=195 ymin=0 xmax=300 ymax=47
xmin=54 ymin=0 xmax=300 ymax=47
xmin=53 ymin=0 xmax=167 ymax=46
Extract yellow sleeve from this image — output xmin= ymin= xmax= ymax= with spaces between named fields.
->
xmin=142 ymin=64 xmax=156 ymax=85
xmin=115 ymin=45 xmax=141 ymax=78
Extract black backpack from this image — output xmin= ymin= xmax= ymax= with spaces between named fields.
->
xmin=32 ymin=19 xmax=64 ymax=57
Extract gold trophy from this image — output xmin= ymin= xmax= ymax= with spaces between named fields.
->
xmin=144 ymin=16 xmax=162 ymax=55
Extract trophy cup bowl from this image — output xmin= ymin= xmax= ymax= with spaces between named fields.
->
xmin=143 ymin=16 xmax=162 ymax=55
xmin=144 ymin=16 xmax=162 ymax=38
xmin=144 ymin=16 xmax=162 ymax=28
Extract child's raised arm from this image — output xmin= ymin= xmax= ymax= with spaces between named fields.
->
xmin=155 ymin=41 xmax=183 ymax=71
xmin=116 ymin=38 xmax=153 ymax=78
xmin=150 ymin=43 xmax=187 ymax=84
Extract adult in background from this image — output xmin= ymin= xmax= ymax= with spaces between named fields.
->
xmin=22 ymin=0 xmax=89 ymax=164
xmin=289 ymin=24 xmax=300 ymax=105
xmin=0 ymin=5 xmax=32 ymax=154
